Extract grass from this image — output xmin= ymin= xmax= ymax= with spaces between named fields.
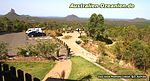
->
xmin=3 ymin=61 xmax=55 ymax=80
xmin=69 ymin=56 xmax=123 ymax=81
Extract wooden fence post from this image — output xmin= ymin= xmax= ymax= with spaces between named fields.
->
xmin=17 ymin=69 xmax=24 ymax=81
xmin=0 ymin=62 xmax=3 ymax=81
xmin=67 ymin=48 xmax=71 ymax=57
xmin=0 ymin=63 xmax=41 ymax=81
xmin=25 ymin=73 xmax=32 ymax=81
xmin=3 ymin=64 xmax=11 ymax=81
xmin=10 ymin=66 xmax=17 ymax=81
xmin=66 ymin=45 xmax=68 ymax=50
xmin=33 ymin=77 xmax=40 ymax=81
xmin=57 ymin=49 xmax=60 ymax=57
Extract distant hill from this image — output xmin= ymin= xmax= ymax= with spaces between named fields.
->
xmin=130 ymin=18 xmax=147 ymax=22
xmin=65 ymin=14 xmax=80 ymax=21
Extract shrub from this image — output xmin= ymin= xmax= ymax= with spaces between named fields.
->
xmin=96 ymin=34 xmax=113 ymax=44
xmin=56 ymin=32 xmax=63 ymax=36
xmin=50 ymin=31 xmax=57 ymax=37
xmin=63 ymin=35 xmax=72 ymax=39
xmin=35 ymin=41 xmax=58 ymax=59
xmin=17 ymin=45 xmax=38 ymax=57
xmin=0 ymin=42 xmax=8 ymax=59
xmin=80 ymin=36 xmax=89 ymax=44
xmin=76 ymin=40 xmax=81 ymax=44
xmin=17 ymin=48 xmax=27 ymax=56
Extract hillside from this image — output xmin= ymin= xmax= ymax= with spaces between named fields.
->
xmin=65 ymin=14 xmax=80 ymax=21
xmin=130 ymin=18 xmax=147 ymax=22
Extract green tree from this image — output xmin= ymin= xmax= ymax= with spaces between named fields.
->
xmin=87 ymin=13 xmax=104 ymax=38
xmin=123 ymin=39 xmax=150 ymax=72
xmin=114 ymin=42 xmax=125 ymax=60
xmin=0 ymin=21 xmax=4 ymax=32
xmin=2 ymin=17 xmax=13 ymax=32
xmin=143 ymin=45 xmax=150 ymax=73
xmin=97 ymin=14 xmax=105 ymax=34
xmin=13 ymin=19 xmax=23 ymax=32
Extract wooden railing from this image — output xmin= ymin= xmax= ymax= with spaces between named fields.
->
xmin=0 ymin=63 xmax=40 ymax=81
xmin=55 ymin=38 xmax=71 ymax=57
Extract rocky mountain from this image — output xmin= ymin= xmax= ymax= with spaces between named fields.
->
xmin=1 ymin=9 xmax=42 ymax=22
xmin=65 ymin=14 xmax=80 ymax=21
xmin=4 ymin=9 xmax=20 ymax=19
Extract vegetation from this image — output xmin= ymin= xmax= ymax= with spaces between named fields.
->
xmin=35 ymin=41 xmax=59 ymax=59
xmin=75 ymin=40 xmax=81 ymax=44
xmin=0 ymin=17 xmax=28 ymax=32
xmin=83 ymin=13 xmax=150 ymax=75
xmin=113 ymin=39 xmax=150 ymax=73
xmin=80 ymin=36 xmax=89 ymax=44
xmin=0 ymin=16 xmax=86 ymax=33
xmin=56 ymin=31 xmax=63 ymax=36
xmin=63 ymin=35 xmax=72 ymax=39
xmin=0 ymin=42 xmax=8 ymax=59
xmin=69 ymin=56 xmax=122 ymax=81
xmin=18 ymin=41 xmax=59 ymax=59
xmin=108 ymin=26 xmax=150 ymax=73
xmin=87 ymin=13 xmax=104 ymax=38
xmin=86 ymin=13 xmax=113 ymax=44
xmin=97 ymin=54 xmax=147 ymax=80
xmin=4 ymin=61 xmax=55 ymax=80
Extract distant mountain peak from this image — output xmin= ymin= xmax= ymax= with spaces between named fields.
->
xmin=131 ymin=18 xmax=147 ymax=22
xmin=6 ymin=8 xmax=18 ymax=15
xmin=66 ymin=14 xmax=78 ymax=18
xmin=4 ymin=8 xmax=20 ymax=19
xmin=65 ymin=14 xmax=80 ymax=21
xmin=10 ymin=8 xmax=15 ymax=13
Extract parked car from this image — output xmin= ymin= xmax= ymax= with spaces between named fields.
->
xmin=28 ymin=31 xmax=46 ymax=37
xmin=26 ymin=28 xmax=42 ymax=34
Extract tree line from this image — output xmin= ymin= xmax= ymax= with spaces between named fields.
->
xmin=0 ymin=17 xmax=86 ymax=33
xmin=111 ymin=26 xmax=150 ymax=73
xmin=0 ymin=17 xmax=29 ymax=32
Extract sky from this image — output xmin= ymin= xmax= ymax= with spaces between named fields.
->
xmin=0 ymin=0 xmax=150 ymax=19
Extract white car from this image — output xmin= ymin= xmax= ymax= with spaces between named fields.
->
xmin=26 ymin=28 xmax=42 ymax=34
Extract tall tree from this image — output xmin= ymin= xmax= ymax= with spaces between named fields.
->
xmin=87 ymin=13 xmax=104 ymax=37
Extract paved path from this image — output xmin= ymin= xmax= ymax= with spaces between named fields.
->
xmin=42 ymin=59 xmax=72 ymax=81
xmin=58 ymin=31 xmax=127 ymax=81
xmin=58 ymin=31 xmax=99 ymax=62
